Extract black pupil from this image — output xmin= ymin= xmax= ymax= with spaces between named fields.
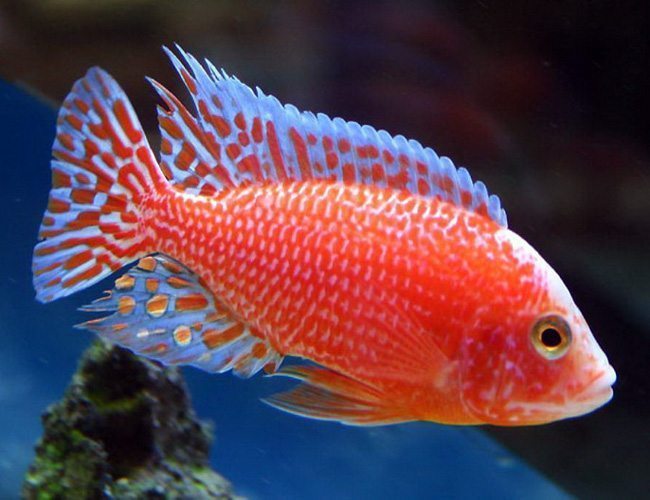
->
xmin=541 ymin=327 xmax=563 ymax=348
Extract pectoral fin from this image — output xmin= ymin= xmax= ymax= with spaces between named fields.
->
xmin=263 ymin=365 xmax=412 ymax=426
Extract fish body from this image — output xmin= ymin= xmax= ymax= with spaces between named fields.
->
xmin=150 ymin=181 xmax=496 ymax=424
xmin=33 ymin=46 xmax=615 ymax=426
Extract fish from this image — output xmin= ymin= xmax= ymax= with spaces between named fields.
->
xmin=32 ymin=45 xmax=615 ymax=426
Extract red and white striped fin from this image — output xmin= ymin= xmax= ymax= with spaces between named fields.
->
xmin=264 ymin=366 xmax=409 ymax=425
xmin=148 ymin=76 xmax=236 ymax=195
xmin=33 ymin=67 xmax=166 ymax=303
xmin=156 ymin=45 xmax=507 ymax=226
xmin=79 ymin=254 xmax=283 ymax=377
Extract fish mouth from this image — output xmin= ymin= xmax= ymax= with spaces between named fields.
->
xmin=501 ymin=365 xmax=616 ymax=424
xmin=556 ymin=364 xmax=617 ymax=420
xmin=575 ymin=364 xmax=616 ymax=407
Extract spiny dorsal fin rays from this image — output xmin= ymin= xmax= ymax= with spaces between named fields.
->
xmin=154 ymin=44 xmax=507 ymax=227
xmin=78 ymin=254 xmax=283 ymax=377
xmin=147 ymin=76 xmax=236 ymax=194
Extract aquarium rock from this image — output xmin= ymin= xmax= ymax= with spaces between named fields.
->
xmin=22 ymin=339 xmax=238 ymax=499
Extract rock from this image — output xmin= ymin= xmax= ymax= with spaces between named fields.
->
xmin=22 ymin=339 xmax=238 ymax=499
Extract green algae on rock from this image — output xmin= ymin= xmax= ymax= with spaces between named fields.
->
xmin=22 ymin=339 xmax=238 ymax=499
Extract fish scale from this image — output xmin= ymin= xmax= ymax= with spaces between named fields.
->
xmin=32 ymin=46 xmax=615 ymax=426
xmin=142 ymin=179 xmax=501 ymax=386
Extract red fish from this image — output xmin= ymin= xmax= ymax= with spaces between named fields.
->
xmin=33 ymin=46 xmax=615 ymax=426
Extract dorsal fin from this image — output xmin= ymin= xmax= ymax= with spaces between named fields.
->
xmin=78 ymin=254 xmax=283 ymax=377
xmin=152 ymin=45 xmax=507 ymax=227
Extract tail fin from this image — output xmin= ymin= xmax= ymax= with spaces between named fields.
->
xmin=33 ymin=67 xmax=167 ymax=303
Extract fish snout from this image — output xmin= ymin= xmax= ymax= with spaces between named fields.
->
xmin=575 ymin=363 xmax=616 ymax=409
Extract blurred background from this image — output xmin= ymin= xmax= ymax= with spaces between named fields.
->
xmin=0 ymin=0 xmax=648 ymax=498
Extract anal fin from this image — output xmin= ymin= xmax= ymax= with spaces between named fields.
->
xmin=263 ymin=366 xmax=410 ymax=426
xmin=78 ymin=254 xmax=282 ymax=377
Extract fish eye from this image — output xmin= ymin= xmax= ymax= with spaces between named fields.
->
xmin=530 ymin=314 xmax=572 ymax=360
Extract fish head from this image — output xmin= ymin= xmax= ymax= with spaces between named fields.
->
xmin=458 ymin=229 xmax=616 ymax=426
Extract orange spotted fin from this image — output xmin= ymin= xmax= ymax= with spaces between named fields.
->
xmin=263 ymin=365 xmax=410 ymax=426
xmin=78 ymin=254 xmax=283 ymax=377
xmin=153 ymin=44 xmax=507 ymax=226
xmin=32 ymin=67 xmax=166 ymax=303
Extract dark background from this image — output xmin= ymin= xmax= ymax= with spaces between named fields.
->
xmin=0 ymin=1 xmax=648 ymax=498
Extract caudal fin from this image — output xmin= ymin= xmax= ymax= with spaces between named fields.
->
xmin=33 ymin=67 xmax=167 ymax=303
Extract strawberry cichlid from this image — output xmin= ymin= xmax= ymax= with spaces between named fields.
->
xmin=33 ymin=46 xmax=615 ymax=426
